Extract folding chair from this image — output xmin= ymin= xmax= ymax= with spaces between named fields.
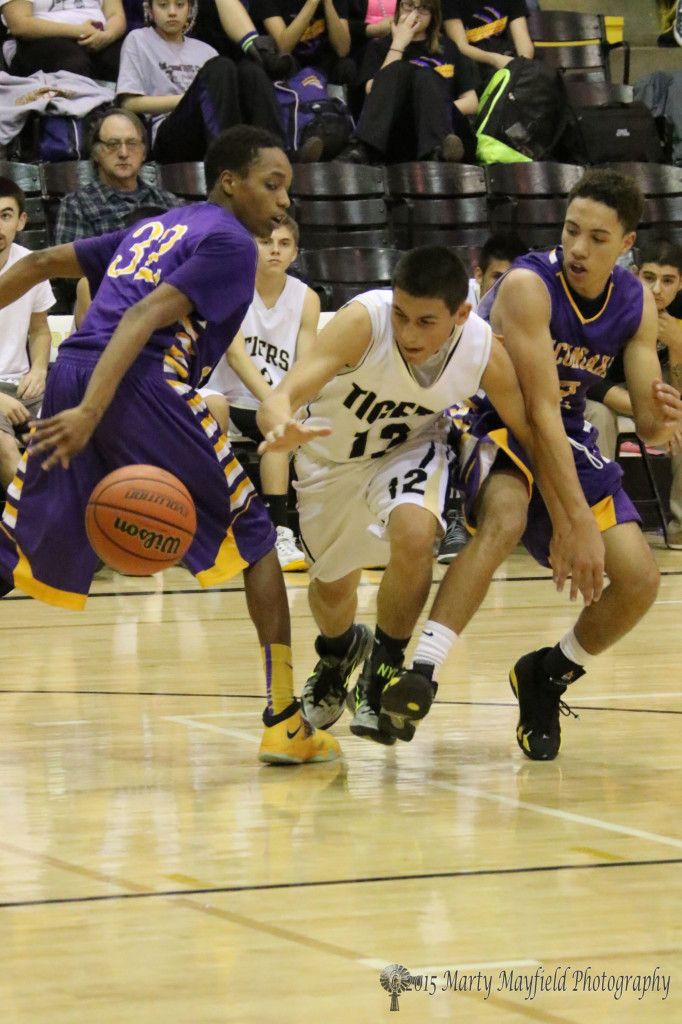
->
xmin=615 ymin=416 xmax=670 ymax=543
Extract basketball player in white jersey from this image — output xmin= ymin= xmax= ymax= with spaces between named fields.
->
xmin=200 ymin=215 xmax=320 ymax=570
xmin=256 ymin=246 xmax=536 ymax=745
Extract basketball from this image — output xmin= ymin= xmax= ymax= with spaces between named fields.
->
xmin=86 ymin=465 xmax=197 ymax=576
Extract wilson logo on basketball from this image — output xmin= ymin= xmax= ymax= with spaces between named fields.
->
xmin=113 ymin=517 xmax=182 ymax=554
xmin=124 ymin=487 xmax=190 ymax=518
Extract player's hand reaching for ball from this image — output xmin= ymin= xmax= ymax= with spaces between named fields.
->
xmin=258 ymin=418 xmax=332 ymax=455
xmin=28 ymin=405 xmax=100 ymax=470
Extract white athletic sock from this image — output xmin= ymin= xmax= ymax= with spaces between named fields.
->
xmin=559 ymin=627 xmax=595 ymax=669
xmin=413 ymin=620 xmax=458 ymax=675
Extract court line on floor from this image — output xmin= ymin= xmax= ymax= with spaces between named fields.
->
xmin=4 ymin=566 xmax=679 ymax=602
xmin=1 ymin=855 xmax=680 ymax=909
xmin=431 ymin=779 xmax=682 ymax=850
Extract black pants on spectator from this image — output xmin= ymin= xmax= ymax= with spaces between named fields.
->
xmin=10 ymin=36 xmax=123 ymax=81
xmin=356 ymin=61 xmax=471 ymax=161
xmin=152 ymin=56 xmax=287 ymax=163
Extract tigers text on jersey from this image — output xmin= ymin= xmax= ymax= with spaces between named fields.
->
xmin=204 ymin=275 xmax=308 ymax=407
xmin=477 ymin=246 xmax=644 ymax=435
xmin=300 ymin=289 xmax=492 ymax=463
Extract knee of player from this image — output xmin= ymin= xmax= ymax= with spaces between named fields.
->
xmin=477 ymin=497 xmax=527 ymax=549
xmin=388 ymin=510 xmax=436 ymax=562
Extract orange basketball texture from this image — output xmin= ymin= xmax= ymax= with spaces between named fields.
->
xmin=86 ymin=465 xmax=197 ymax=575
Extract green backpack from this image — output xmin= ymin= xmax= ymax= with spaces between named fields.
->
xmin=475 ymin=57 xmax=568 ymax=165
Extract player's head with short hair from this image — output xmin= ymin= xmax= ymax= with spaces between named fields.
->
xmin=476 ymin=232 xmax=528 ymax=298
xmin=205 ymin=126 xmax=291 ymax=239
xmin=635 ymin=237 xmax=682 ymax=311
xmin=391 ymin=246 xmax=471 ymax=365
xmin=205 ymin=126 xmax=285 ymax=191
xmin=567 ymin=169 xmax=644 ymax=234
xmin=392 ymin=245 xmax=469 ymax=312
xmin=0 ymin=176 xmax=26 ymax=218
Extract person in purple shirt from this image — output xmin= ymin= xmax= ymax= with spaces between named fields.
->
xmin=0 ymin=124 xmax=338 ymax=767
xmin=393 ymin=170 xmax=682 ymax=760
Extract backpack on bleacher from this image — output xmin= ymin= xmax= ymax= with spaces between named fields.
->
xmin=274 ymin=67 xmax=354 ymax=160
xmin=474 ymin=57 xmax=568 ymax=164
xmin=560 ymin=102 xmax=664 ymax=165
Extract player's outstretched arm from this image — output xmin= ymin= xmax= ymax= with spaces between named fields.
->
xmin=624 ymin=285 xmax=682 ymax=448
xmin=226 ymin=329 xmax=272 ymax=404
xmin=0 ymin=245 xmax=84 ymax=309
xmin=30 ymin=283 xmax=194 ymax=470
xmin=492 ymin=270 xmax=605 ymax=605
xmin=257 ymin=300 xmax=372 ymax=454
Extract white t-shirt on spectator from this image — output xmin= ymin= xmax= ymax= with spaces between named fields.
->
xmin=0 ymin=0 xmax=108 ymax=63
xmin=0 ymin=243 xmax=54 ymax=384
xmin=117 ymin=27 xmax=218 ymax=139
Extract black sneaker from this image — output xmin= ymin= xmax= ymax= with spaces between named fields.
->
xmin=437 ymin=509 xmax=468 ymax=564
xmin=379 ymin=668 xmax=438 ymax=742
xmin=509 ymin=648 xmax=578 ymax=760
xmin=301 ymin=624 xmax=373 ymax=730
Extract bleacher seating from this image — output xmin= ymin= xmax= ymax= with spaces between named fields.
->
xmin=528 ymin=10 xmax=631 ymax=84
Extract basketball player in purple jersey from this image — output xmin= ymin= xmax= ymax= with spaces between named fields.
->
xmin=0 ymin=125 xmax=337 ymax=766
xmin=401 ymin=169 xmax=682 ymax=759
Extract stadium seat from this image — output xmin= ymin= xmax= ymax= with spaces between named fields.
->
xmin=527 ymin=10 xmax=630 ymax=84
xmin=485 ymin=162 xmax=584 ymax=248
xmin=384 ymin=163 xmax=487 ymax=248
xmin=302 ymin=246 xmax=402 ymax=310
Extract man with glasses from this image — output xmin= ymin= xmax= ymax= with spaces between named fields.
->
xmin=54 ymin=109 xmax=183 ymax=249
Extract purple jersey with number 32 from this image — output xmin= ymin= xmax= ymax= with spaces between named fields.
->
xmin=69 ymin=202 xmax=258 ymax=387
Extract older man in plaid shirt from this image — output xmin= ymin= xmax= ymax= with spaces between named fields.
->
xmin=54 ymin=108 xmax=183 ymax=246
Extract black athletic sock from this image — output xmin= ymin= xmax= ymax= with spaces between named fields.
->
xmin=541 ymin=644 xmax=586 ymax=687
xmin=263 ymin=493 xmax=289 ymax=530
xmin=412 ymin=661 xmax=434 ymax=681
xmin=317 ymin=625 xmax=356 ymax=658
xmin=367 ymin=626 xmax=410 ymax=708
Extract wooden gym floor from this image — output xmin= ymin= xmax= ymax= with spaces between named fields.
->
xmin=1 ymin=533 xmax=680 ymax=1023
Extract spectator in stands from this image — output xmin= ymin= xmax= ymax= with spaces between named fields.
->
xmin=443 ymin=0 xmax=534 ymax=91
xmin=193 ymin=0 xmax=297 ymax=79
xmin=339 ymin=0 xmax=477 ymax=164
xmin=439 ymin=231 xmax=528 ymax=564
xmin=0 ymin=0 xmax=126 ymax=80
xmin=347 ymin=0 xmax=395 ymax=67
xmin=0 ymin=177 xmax=54 ymax=492
xmin=252 ymin=0 xmax=357 ymax=90
xmin=200 ymin=215 xmax=320 ymax=571
xmin=54 ymin=109 xmax=183 ymax=248
xmin=465 ymin=231 xmax=528 ymax=310
xmin=585 ymin=238 xmax=682 ymax=549
xmin=117 ymin=0 xmax=321 ymax=163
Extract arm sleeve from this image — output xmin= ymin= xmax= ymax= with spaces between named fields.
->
xmin=165 ymin=229 xmax=257 ymax=325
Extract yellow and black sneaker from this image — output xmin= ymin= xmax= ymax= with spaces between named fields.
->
xmin=259 ymin=701 xmax=341 ymax=764
xmin=509 ymin=648 xmax=578 ymax=761
xmin=379 ymin=668 xmax=437 ymax=742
